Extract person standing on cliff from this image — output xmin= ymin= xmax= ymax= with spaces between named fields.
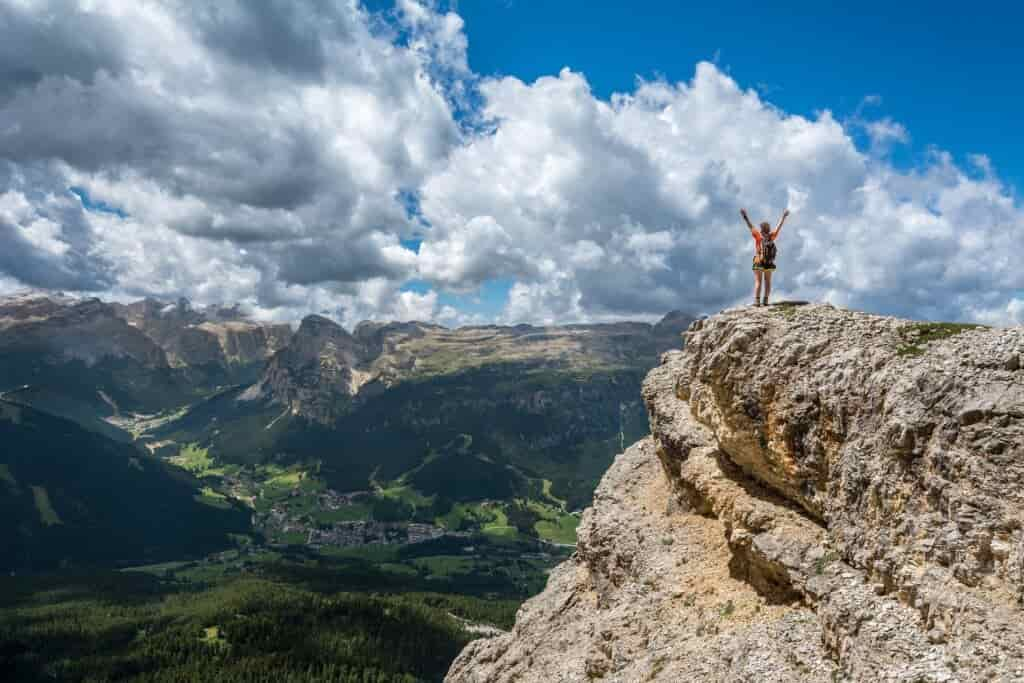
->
xmin=740 ymin=208 xmax=789 ymax=306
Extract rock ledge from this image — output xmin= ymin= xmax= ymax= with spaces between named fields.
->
xmin=446 ymin=304 xmax=1024 ymax=682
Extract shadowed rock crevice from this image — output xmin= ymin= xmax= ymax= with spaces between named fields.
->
xmin=663 ymin=436 xmax=826 ymax=604
xmin=726 ymin=546 xmax=803 ymax=605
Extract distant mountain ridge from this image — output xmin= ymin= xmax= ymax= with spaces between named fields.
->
xmin=148 ymin=307 xmax=695 ymax=511
xmin=0 ymin=292 xmax=291 ymax=375
xmin=0 ymin=293 xmax=170 ymax=369
xmin=0 ymin=290 xmax=694 ymax=427
xmin=0 ymin=291 xmax=693 ymax=376
xmin=1 ymin=291 xmax=696 ymax=522
xmin=111 ymin=296 xmax=293 ymax=371
xmin=246 ymin=310 xmax=695 ymax=424
xmin=0 ymin=294 xmax=189 ymax=436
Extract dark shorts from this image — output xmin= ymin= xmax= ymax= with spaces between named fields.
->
xmin=752 ymin=263 xmax=776 ymax=271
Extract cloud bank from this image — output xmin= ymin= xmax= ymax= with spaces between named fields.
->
xmin=1 ymin=0 xmax=1021 ymax=326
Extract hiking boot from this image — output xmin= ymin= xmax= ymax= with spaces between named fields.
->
xmin=762 ymin=296 xmax=769 ymax=306
xmin=753 ymin=299 xmax=761 ymax=307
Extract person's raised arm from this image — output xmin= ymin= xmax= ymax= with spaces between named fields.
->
xmin=740 ymin=208 xmax=756 ymax=236
xmin=772 ymin=209 xmax=790 ymax=240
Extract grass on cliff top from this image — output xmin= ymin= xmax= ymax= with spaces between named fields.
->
xmin=769 ymin=301 xmax=810 ymax=319
xmin=896 ymin=321 xmax=988 ymax=357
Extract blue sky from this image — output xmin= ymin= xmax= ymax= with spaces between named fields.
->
xmin=371 ymin=0 xmax=1023 ymax=320
xmin=400 ymin=0 xmax=1021 ymax=192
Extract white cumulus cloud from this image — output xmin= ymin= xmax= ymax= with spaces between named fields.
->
xmin=416 ymin=62 xmax=1024 ymax=324
xmin=0 ymin=2 xmax=1021 ymax=327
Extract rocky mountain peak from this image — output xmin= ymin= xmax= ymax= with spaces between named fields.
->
xmin=447 ymin=303 xmax=1024 ymax=682
xmin=0 ymin=293 xmax=168 ymax=368
xmin=353 ymin=319 xmax=436 ymax=340
xmin=294 ymin=313 xmax=348 ymax=337
xmin=111 ymin=297 xmax=292 ymax=369
xmin=251 ymin=310 xmax=706 ymax=425
xmin=0 ymin=292 xmax=70 ymax=322
xmin=298 ymin=313 xmax=343 ymax=331
xmin=290 ymin=314 xmax=361 ymax=360
xmin=652 ymin=308 xmax=696 ymax=337
xmin=204 ymin=302 xmax=246 ymax=321
xmin=246 ymin=314 xmax=370 ymax=423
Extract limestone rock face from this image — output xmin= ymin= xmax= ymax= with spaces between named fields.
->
xmin=247 ymin=315 xmax=370 ymax=424
xmin=0 ymin=294 xmax=169 ymax=368
xmin=447 ymin=303 xmax=1024 ymax=682
xmin=249 ymin=313 xmax=695 ymax=425
xmin=112 ymin=297 xmax=292 ymax=368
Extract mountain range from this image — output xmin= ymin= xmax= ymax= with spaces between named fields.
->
xmin=0 ymin=291 xmax=694 ymax=570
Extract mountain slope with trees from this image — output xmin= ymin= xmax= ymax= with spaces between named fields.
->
xmin=0 ymin=399 xmax=250 ymax=571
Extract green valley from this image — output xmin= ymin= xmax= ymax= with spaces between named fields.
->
xmin=0 ymin=292 xmax=693 ymax=681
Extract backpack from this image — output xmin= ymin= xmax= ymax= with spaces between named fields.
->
xmin=758 ymin=236 xmax=777 ymax=266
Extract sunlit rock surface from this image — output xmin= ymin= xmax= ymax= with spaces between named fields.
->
xmin=447 ymin=303 xmax=1024 ymax=682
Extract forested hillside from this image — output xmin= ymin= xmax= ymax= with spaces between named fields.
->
xmin=0 ymin=570 xmax=506 ymax=682
xmin=0 ymin=400 xmax=250 ymax=571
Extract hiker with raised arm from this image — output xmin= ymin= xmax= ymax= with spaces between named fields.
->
xmin=740 ymin=208 xmax=788 ymax=306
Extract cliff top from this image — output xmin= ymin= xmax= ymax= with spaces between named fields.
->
xmin=448 ymin=303 xmax=1024 ymax=682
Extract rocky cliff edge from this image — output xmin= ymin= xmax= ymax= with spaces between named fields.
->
xmin=446 ymin=303 xmax=1024 ymax=682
